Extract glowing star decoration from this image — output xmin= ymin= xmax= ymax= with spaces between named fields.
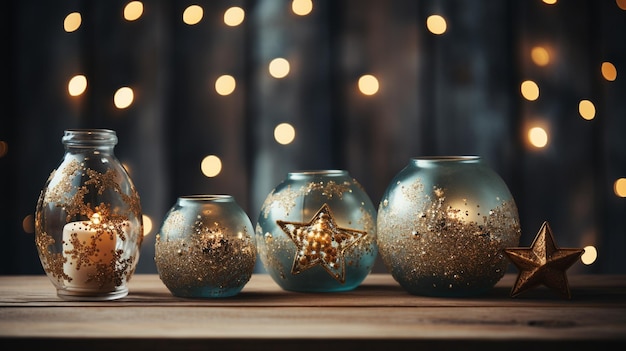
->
xmin=277 ymin=204 xmax=366 ymax=283
xmin=504 ymin=221 xmax=584 ymax=299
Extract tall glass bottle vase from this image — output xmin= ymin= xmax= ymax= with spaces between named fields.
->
xmin=35 ymin=129 xmax=143 ymax=301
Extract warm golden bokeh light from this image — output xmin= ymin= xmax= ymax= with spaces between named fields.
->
xmin=215 ymin=75 xmax=236 ymax=96
xmin=579 ymin=100 xmax=596 ymax=121
xmin=601 ymin=62 xmax=617 ymax=81
xmin=68 ymin=75 xmax=87 ymax=97
xmin=269 ymin=58 xmax=290 ymax=78
xmin=531 ymin=46 xmax=550 ymax=66
xmin=581 ymin=245 xmax=597 ymax=265
xmin=521 ymin=80 xmax=540 ymax=101
xmin=528 ymin=127 xmax=548 ymax=148
xmin=183 ymin=5 xmax=204 ymax=25
xmin=124 ymin=1 xmax=144 ymax=21
xmin=142 ymin=214 xmax=153 ymax=236
xmin=22 ymin=214 xmax=34 ymax=234
xmin=358 ymin=74 xmax=380 ymax=96
xmin=201 ymin=155 xmax=222 ymax=177
xmin=617 ymin=0 xmax=626 ymax=11
xmin=615 ymin=178 xmax=626 ymax=197
xmin=542 ymin=0 xmax=558 ymax=4
xmin=114 ymin=87 xmax=134 ymax=109
xmin=64 ymin=12 xmax=82 ymax=32
xmin=0 ymin=141 xmax=7 ymax=158
xmin=426 ymin=15 xmax=447 ymax=35
xmin=274 ymin=123 xmax=296 ymax=145
xmin=292 ymin=0 xmax=313 ymax=16
xmin=224 ymin=7 xmax=245 ymax=26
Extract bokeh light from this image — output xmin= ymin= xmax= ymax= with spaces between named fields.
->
xmin=292 ymin=0 xmax=313 ymax=16
xmin=617 ymin=0 xmax=626 ymax=11
xmin=528 ymin=126 xmax=548 ymax=148
xmin=542 ymin=0 xmax=558 ymax=4
xmin=201 ymin=155 xmax=222 ymax=177
xmin=274 ymin=123 xmax=296 ymax=145
xmin=0 ymin=141 xmax=7 ymax=158
xmin=142 ymin=214 xmax=153 ymax=236
xmin=22 ymin=214 xmax=34 ymax=234
xmin=68 ymin=75 xmax=87 ymax=96
xmin=64 ymin=12 xmax=82 ymax=32
xmin=426 ymin=15 xmax=447 ymax=35
xmin=615 ymin=178 xmax=626 ymax=197
xmin=578 ymin=100 xmax=596 ymax=121
xmin=269 ymin=58 xmax=290 ymax=78
xmin=358 ymin=74 xmax=380 ymax=95
xmin=521 ymin=80 xmax=540 ymax=101
xmin=114 ymin=87 xmax=134 ymax=109
xmin=531 ymin=46 xmax=550 ymax=66
xmin=224 ymin=7 xmax=245 ymax=26
xmin=601 ymin=62 xmax=617 ymax=81
xmin=124 ymin=1 xmax=144 ymax=21
xmin=215 ymin=75 xmax=236 ymax=96
xmin=581 ymin=245 xmax=597 ymax=265
xmin=183 ymin=5 xmax=203 ymax=25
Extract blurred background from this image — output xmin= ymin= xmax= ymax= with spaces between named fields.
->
xmin=1 ymin=0 xmax=624 ymax=275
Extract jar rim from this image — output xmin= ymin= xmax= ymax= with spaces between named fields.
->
xmin=411 ymin=156 xmax=480 ymax=162
xmin=178 ymin=195 xmax=234 ymax=203
xmin=287 ymin=170 xmax=348 ymax=177
xmin=63 ymin=129 xmax=118 ymax=146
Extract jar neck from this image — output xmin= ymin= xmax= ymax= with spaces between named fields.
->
xmin=286 ymin=170 xmax=349 ymax=181
xmin=411 ymin=156 xmax=481 ymax=168
xmin=62 ymin=129 xmax=118 ymax=152
xmin=178 ymin=195 xmax=234 ymax=206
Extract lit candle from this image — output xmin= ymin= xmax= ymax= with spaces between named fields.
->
xmin=62 ymin=216 xmax=121 ymax=290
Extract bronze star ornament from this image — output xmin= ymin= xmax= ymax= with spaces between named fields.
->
xmin=277 ymin=204 xmax=366 ymax=283
xmin=504 ymin=221 xmax=584 ymax=299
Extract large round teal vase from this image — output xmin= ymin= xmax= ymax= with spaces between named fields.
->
xmin=256 ymin=170 xmax=378 ymax=292
xmin=155 ymin=195 xmax=257 ymax=298
xmin=377 ymin=157 xmax=521 ymax=297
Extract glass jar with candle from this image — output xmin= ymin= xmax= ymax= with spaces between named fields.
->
xmin=377 ymin=156 xmax=521 ymax=297
xmin=155 ymin=195 xmax=257 ymax=298
xmin=34 ymin=129 xmax=143 ymax=301
xmin=256 ymin=170 xmax=378 ymax=292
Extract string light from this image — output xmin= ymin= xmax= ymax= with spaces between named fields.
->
xmin=201 ymin=155 xmax=222 ymax=177
xmin=274 ymin=123 xmax=296 ymax=145
xmin=215 ymin=75 xmax=236 ymax=96
xmin=292 ymin=0 xmax=313 ymax=16
xmin=578 ymin=100 xmax=596 ymax=121
xmin=114 ymin=87 xmax=134 ymax=109
xmin=124 ymin=1 xmax=144 ymax=21
xmin=224 ymin=7 xmax=245 ymax=26
xmin=64 ymin=12 xmax=82 ymax=32
xmin=581 ymin=246 xmax=597 ymax=265
xmin=531 ymin=46 xmax=550 ymax=66
xmin=358 ymin=74 xmax=379 ymax=95
xmin=183 ymin=5 xmax=203 ymax=25
xmin=68 ymin=75 xmax=87 ymax=96
xmin=521 ymin=80 xmax=540 ymax=101
xmin=269 ymin=58 xmax=290 ymax=78
xmin=426 ymin=15 xmax=447 ymax=35
xmin=601 ymin=62 xmax=617 ymax=81
xmin=528 ymin=126 xmax=548 ymax=148
xmin=615 ymin=178 xmax=626 ymax=197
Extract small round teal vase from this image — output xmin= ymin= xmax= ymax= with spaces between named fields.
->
xmin=256 ymin=170 xmax=378 ymax=292
xmin=377 ymin=156 xmax=521 ymax=297
xmin=155 ymin=195 xmax=257 ymax=298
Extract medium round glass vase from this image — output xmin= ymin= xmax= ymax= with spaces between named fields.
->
xmin=377 ymin=156 xmax=521 ymax=297
xmin=155 ymin=195 xmax=257 ymax=298
xmin=256 ymin=170 xmax=378 ymax=292
xmin=34 ymin=129 xmax=143 ymax=301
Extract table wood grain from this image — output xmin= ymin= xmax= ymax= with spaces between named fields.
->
xmin=1 ymin=274 xmax=625 ymax=350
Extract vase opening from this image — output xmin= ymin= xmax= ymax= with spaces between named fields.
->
xmin=179 ymin=195 xmax=234 ymax=203
xmin=412 ymin=156 xmax=480 ymax=167
xmin=287 ymin=170 xmax=349 ymax=180
xmin=62 ymin=129 xmax=118 ymax=147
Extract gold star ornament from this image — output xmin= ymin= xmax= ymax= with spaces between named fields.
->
xmin=277 ymin=204 xmax=366 ymax=283
xmin=504 ymin=221 xmax=584 ymax=299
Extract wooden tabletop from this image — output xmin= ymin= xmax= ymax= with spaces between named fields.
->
xmin=1 ymin=274 xmax=625 ymax=350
